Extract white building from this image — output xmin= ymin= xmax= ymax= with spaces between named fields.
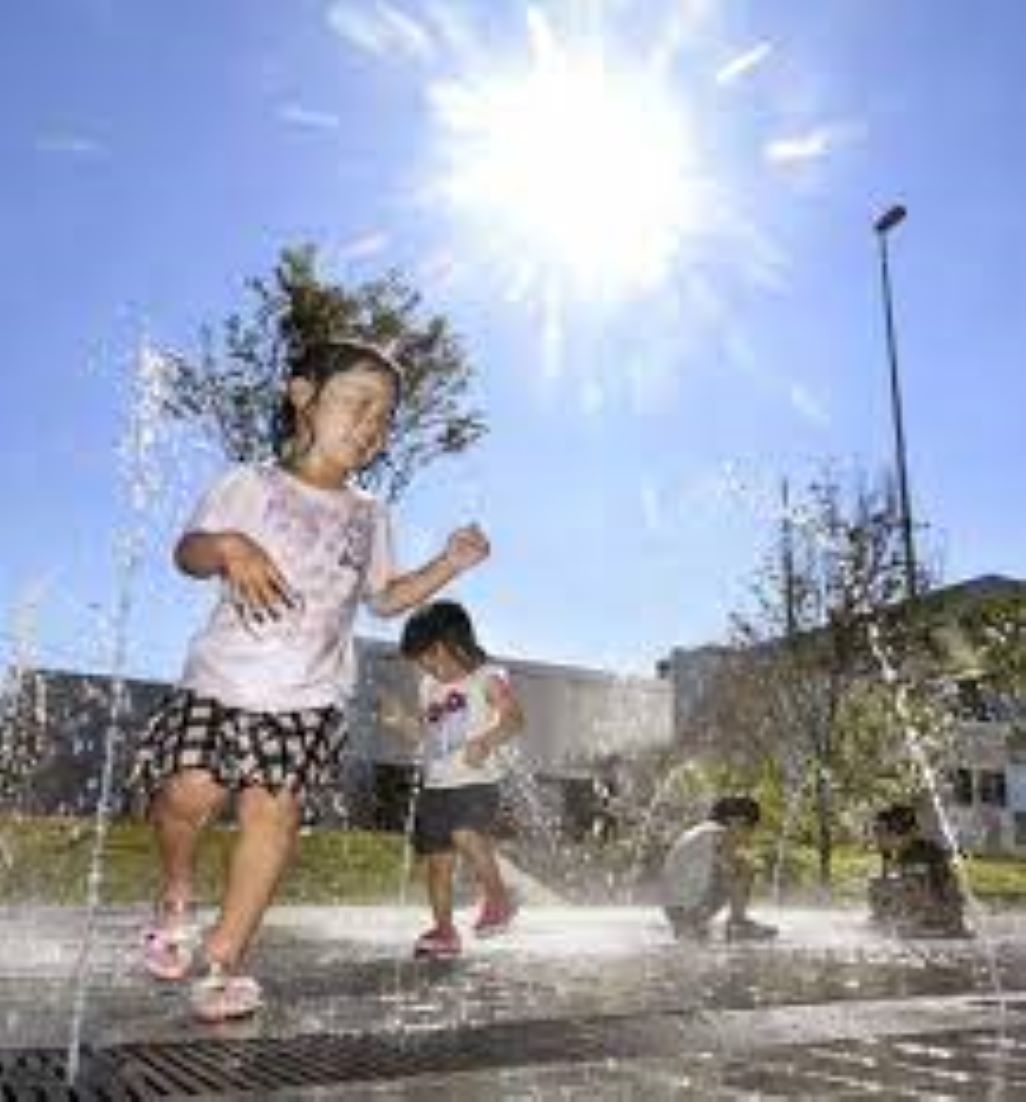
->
xmin=660 ymin=575 xmax=1026 ymax=857
xmin=355 ymin=638 xmax=672 ymax=771
xmin=938 ymin=685 xmax=1026 ymax=856
xmin=2 ymin=640 xmax=673 ymax=837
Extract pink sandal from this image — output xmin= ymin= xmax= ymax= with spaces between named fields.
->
xmin=190 ymin=963 xmax=263 ymax=1023
xmin=143 ymin=904 xmax=196 ymax=981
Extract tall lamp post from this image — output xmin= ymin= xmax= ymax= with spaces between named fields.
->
xmin=874 ymin=203 xmax=918 ymax=601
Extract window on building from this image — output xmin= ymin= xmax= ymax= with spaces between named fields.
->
xmin=978 ymin=770 xmax=1007 ymax=807
xmin=955 ymin=678 xmax=994 ymax=721
xmin=1015 ymin=813 xmax=1026 ymax=847
xmin=949 ymin=768 xmax=973 ymax=806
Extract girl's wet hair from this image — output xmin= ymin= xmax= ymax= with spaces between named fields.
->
xmin=272 ymin=338 xmax=404 ymax=458
xmin=400 ymin=600 xmax=487 ymax=670
xmin=709 ymin=795 xmax=761 ymax=827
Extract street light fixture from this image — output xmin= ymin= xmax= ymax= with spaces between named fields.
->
xmin=874 ymin=203 xmax=918 ymax=601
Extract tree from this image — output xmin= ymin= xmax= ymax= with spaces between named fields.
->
xmin=934 ymin=586 xmax=1026 ymax=775
xmin=159 ymin=246 xmax=486 ymax=501
xmin=695 ymin=468 xmax=941 ymax=890
xmin=956 ymin=591 xmax=1026 ymax=703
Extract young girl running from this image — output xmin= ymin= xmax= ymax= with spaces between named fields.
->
xmin=133 ymin=339 xmax=489 ymax=1020
xmin=388 ymin=600 xmax=523 ymax=960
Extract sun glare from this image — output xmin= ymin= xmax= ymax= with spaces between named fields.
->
xmin=329 ymin=1 xmax=846 ymax=391
xmin=427 ymin=9 xmax=711 ymax=304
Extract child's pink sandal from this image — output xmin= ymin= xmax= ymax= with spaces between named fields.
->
xmin=142 ymin=904 xmax=196 ymax=981
xmin=190 ymin=963 xmax=263 ymax=1023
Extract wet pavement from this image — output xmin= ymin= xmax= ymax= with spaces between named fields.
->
xmin=2 ymin=904 xmax=1026 ymax=1097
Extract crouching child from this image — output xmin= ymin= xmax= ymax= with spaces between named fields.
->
xmin=661 ymin=796 xmax=778 ymax=943
xmin=869 ymin=804 xmax=970 ymax=939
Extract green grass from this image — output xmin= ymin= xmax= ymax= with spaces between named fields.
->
xmin=0 ymin=816 xmax=415 ymax=906
xmin=958 ymin=854 xmax=1026 ymax=903
xmin=4 ymin=817 xmax=1026 ymax=907
xmin=760 ymin=842 xmax=1026 ymax=905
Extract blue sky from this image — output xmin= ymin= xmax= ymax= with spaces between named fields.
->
xmin=2 ymin=0 xmax=1025 ymax=682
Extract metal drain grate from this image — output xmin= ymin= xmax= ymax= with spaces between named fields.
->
xmin=0 ymin=1048 xmax=128 ymax=1101
xmin=11 ymin=1016 xmax=1026 ymax=1099
xmin=3 ymin=1012 xmax=672 ymax=1099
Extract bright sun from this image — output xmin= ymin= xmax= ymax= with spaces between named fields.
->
xmin=428 ymin=9 xmax=712 ymax=305
xmin=329 ymin=0 xmax=843 ymax=391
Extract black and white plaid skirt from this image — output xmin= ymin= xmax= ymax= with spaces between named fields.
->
xmin=131 ymin=689 xmax=347 ymax=800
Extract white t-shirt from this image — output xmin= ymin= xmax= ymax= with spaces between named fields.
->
xmin=179 ymin=464 xmax=392 ymax=712
xmin=660 ymin=821 xmax=725 ymax=907
xmin=419 ymin=664 xmax=510 ymax=789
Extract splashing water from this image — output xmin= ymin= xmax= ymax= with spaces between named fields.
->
xmin=65 ymin=343 xmax=176 ymax=1084
xmin=769 ymin=751 xmax=812 ymax=906
xmin=864 ymin=616 xmax=1009 ymax=1049
xmin=501 ymin=747 xmax=568 ymax=879
xmin=0 ymin=587 xmax=47 ymax=847
xmin=389 ymin=748 xmax=424 ymax=1026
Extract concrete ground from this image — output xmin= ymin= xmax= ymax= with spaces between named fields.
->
xmin=2 ymin=903 xmax=1026 ymax=1098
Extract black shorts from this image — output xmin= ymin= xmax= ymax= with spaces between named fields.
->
xmin=130 ymin=689 xmax=346 ymax=803
xmin=413 ymin=784 xmax=500 ymax=855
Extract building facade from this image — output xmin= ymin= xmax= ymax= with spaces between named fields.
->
xmin=0 ymin=640 xmax=673 ymax=838
xmin=659 ymin=575 xmax=1026 ymax=857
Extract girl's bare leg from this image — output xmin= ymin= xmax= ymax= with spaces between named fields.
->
xmin=151 ymin=769 xmax=228 ymax=912
xmin=726 ymin=858 xmax=754 ymax=922
xmin=452 ymin=829 xmax=508 ymax=905
xmin=426 ymin=851 xmax=457 ymax=930
xmin=204 ymin=785 xmax=301 ymax=970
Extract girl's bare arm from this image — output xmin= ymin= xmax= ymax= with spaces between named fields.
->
xmin=463 ymin=676 xmax=524 ymax=766
xmin=369 ymin=525 xmax=490 ymax=617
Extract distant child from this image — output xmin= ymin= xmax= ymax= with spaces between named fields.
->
xmin=869 ymin=804 xmax=970 ymax=938
xmin=386 ymin=600 xmax=523 ymax=960
xmin=661 ymin=796 xmax=778 ymax=943
xmin=132 ymin=339 xmax=490 ymax=1021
